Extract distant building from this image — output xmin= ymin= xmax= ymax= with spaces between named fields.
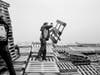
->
xmin=0 ymin=0 xmax=18 ymax=61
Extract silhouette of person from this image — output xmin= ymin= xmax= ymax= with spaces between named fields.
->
xmin=36 ymin=22 xmax=53 ymax=61
xmin=0 ymin=16 xmax=16 ymax=75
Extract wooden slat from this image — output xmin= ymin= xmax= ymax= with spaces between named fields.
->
xmin=76 ymin=65 xmax=98 ymax=75
xmin=25 ymin=61 xmax=59 ymax=73
xmin=30 ymin=56 xmax=55 ymax=62
xmin=57 ymin=62 xmax=77 ymax=73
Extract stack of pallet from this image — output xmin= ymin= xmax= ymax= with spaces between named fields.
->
xmin=57 ymin=62 xmax=79 ymax=75
xmin=55 ymin=45 xmax=99 ymax=75
xmin=76 ymin=65 xmax=98 ymax=75
xmin=1 ymin=46 xmax=32 ymax=75
xmin=31 ymin=42 xmax=54 ymax=57
xmin=13 ymin=46 xmax=32 ymax=75
xmin=53 ymin=46 xmax=79 ymax=75
xmin=24 ymin=42 xmax=59 ymax=75
xmin=0 ymin=0 xmax=19 ymax=74
xmin=0 ymin=0 xmax=19 ymax=61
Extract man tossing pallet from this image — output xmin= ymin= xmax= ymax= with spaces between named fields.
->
xmin=35 ymin=20 xmax=66 ymax=61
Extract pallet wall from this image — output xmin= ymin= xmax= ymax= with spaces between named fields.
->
xmin=0 ymin=0 xmax=18 ymax=61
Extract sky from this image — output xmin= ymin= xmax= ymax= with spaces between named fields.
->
xmin=3 ymin=0 xmax=100 ymax=44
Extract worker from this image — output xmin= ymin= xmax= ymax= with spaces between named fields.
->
xmin=36 ymin=22 xmax=53 ymax=61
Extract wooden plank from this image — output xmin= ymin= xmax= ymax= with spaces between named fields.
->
xmin=57 ymin=62 xmax=77 ymax=73
xmin=25 ymin=60 xmax=59 ymax=73
xmin=76 ymin=65 xmax=98 ymax=75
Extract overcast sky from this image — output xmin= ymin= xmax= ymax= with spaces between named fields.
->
xmin=3 ymin=0 xmax=100 ymax=44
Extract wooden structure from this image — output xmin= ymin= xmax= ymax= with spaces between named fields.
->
xmin=50 ymin=20 xmax=66 ymax=44
xmin=0 ymin=0 xmax=18 ymax=61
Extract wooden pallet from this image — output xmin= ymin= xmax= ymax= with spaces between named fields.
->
xmin=76 ymin=65 xmax=98 ymax=75
xmin=30 ymin=56 xmax=56 ymax=62
xmin=25 ymin=59 xmax=59 ymax=73
xmin=57 ymin=62 xmax=77 ymax=73
xmin=19 ymin=47 xmax=32 ymax=55
xmin=24 ymin=72 xmax=59 ymax=75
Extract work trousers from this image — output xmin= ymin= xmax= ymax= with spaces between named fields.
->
xmin=38 ymin=46 xmax=46 ymax=60
xmin=37 ymin=39 xmax=47 ymax=60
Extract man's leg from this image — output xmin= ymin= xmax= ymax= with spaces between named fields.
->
xmin=0 ymin=45 xmax=16 ymax=75
xmin=42 ymin=44 xmax=46 ymax=60
xmin=36 ymin=39 xmax=43 ymax=59
xmin=43 ymin=41 xmax=47 ymax=60
xmin=42 ymin=49 xmax=46 ymax=60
